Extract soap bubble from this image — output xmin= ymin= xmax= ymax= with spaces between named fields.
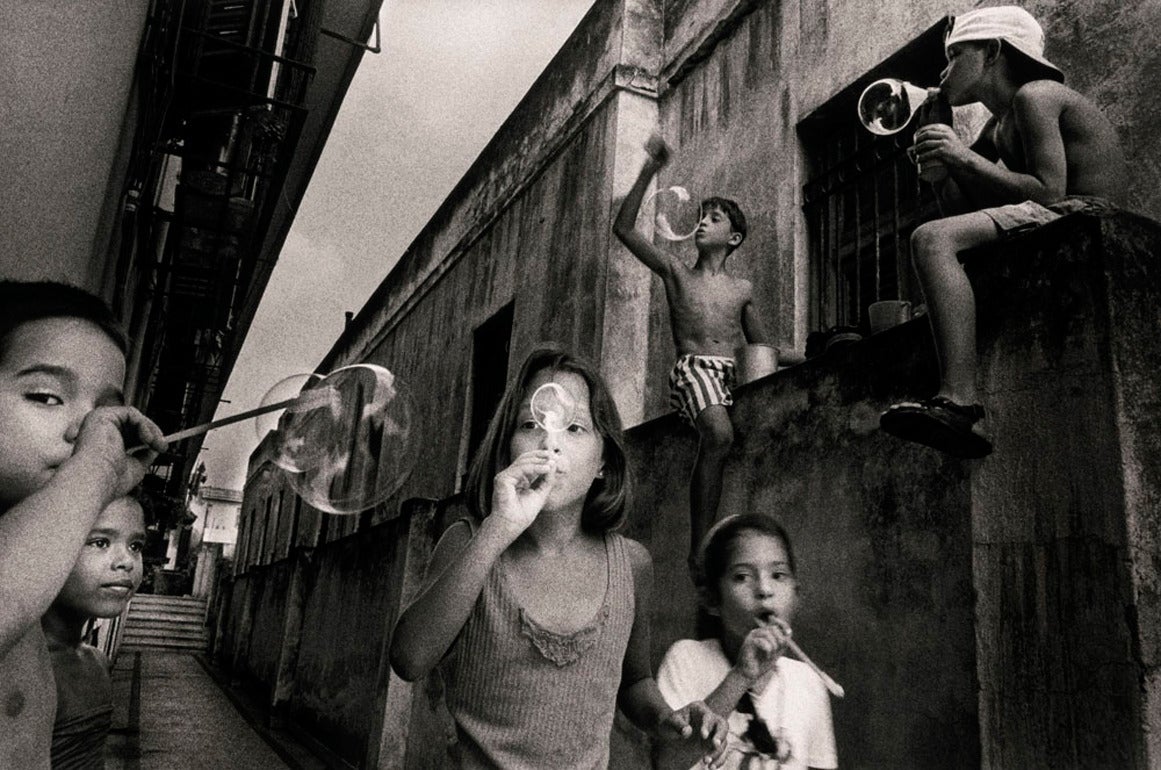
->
xmin=530 ymin=381 xmax=577 ymax=433
xmin=265 ymin=364 xmax=415 ymax=515
xmin=646 ymin=185 xmax=701 ymax=241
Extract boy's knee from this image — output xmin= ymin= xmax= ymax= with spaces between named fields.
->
xmin=910 ymin=221 xmax=947 ymax=263
xmin=696 ymin=409 xmax=734 ymax=452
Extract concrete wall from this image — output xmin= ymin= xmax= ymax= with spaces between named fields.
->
xmin=219 ymin=0 xmax=1161 ymax=766
xmin=620 ymin=283 xmax=980 ymax=767
xmin=216 ymin=512 xmax=411 ymax=767
xmin=298 ymin=0 xmax=1161 ymax=516
xmin=217 ymin=213 xmax=1161 ymax=768
xmin=965 ymin=212 xmax=1161 ymax=768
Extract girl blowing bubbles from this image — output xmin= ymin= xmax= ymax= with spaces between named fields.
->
xmin=657 ymin=515 xmax=837 ymax=770
xmin=390 ymin=346 xmax=727 ymax=768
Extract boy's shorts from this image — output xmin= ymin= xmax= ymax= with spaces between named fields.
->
xmin=669 ymin=355 xmax=736 ymax=426
xmin=981 ymin=195 xmax=1116 ymax=235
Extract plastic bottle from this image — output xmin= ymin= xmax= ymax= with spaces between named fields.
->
xmin=917 ymin=88 xmax=953 ymax=183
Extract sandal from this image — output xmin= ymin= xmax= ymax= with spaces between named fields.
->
xmin=880 ymin=396 xmax=993 ymax=458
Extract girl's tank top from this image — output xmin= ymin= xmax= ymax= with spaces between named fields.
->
xmin=440 ymin=523 xmax=636 ymax=769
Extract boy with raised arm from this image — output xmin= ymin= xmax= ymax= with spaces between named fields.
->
xmin=0 ymin=281 xmax=166 ymax=767
xmin=880 ymin=5 xmax=1127 ymax=458
xmin=614 ymin=134 xmax=772 ymax=571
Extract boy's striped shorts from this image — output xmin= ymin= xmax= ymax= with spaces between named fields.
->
xmin=668 ymin=354 xmax=736 ymax=427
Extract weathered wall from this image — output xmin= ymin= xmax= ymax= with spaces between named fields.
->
xmin=219 ymin=0 xmax=1161 ymax=766
xmin=636 ymin=0 xmax=1161 ymax=418
xmin=620 ymin=293 xmax=979 ymax=768
xmin=284 ymin=516 xmax=408 ymax=767
xmin=236 ymin=0 xmax=1161 ymax=539
xmin=966 ymin=212 xmax=1161 ymax=768
xmin=240 ymin=562 xmax=294 ymax=693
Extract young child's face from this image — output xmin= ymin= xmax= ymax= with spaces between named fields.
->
xmin=694 ymin=204 xmax=741 ymax=252
xmin=54 ymin=497 xmax=145 ymax=618
xmin=0 ymin=317 xmax=126 ymax=510
xmin=710 ymin=530 xmax=799 ymax=646
xmin=509 ymin=370 xmax=604 ymax=512
xmin=940 ymin=41 xmax=988 ymax=106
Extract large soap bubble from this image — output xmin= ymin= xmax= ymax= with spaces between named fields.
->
xmin=262 ymin=363 xmax=415 ymax=515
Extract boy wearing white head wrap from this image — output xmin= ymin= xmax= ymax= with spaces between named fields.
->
xmin=880 ymin=5 xmax=1126 ymax=459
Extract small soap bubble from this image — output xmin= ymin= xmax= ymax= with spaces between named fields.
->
xmin=646 ymin=185 xmax=701 ymax=241
xmin=857 ymin=78 xmax=929 ymax=136
xmin=530 ymin=382 xmax=577 ymax=434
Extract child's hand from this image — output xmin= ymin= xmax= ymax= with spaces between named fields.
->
xmin=736 ymin=617 xmax=791 ymax=683
xmin=912 ymin=123 xmax=971 ymax=170
xmin=644 ymin=133 xmax=671 ymax=167
xmin=660 ymin=700 xmax=729 ymax=767
xmin=73 ymin=406 xmax=167 ymax=498
xmin=490 ymin=450 xmax=558 ymax=536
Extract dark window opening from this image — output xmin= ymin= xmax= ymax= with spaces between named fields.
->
xmin=798 ymin=19 xmax=950 ymax=334
xmin=469 ymin=302 xmax=515 ymax=463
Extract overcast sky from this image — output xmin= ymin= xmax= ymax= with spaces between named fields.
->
xmin=201 ymin=0 xmax=594 ymax=490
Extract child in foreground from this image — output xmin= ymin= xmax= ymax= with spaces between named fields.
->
xmin=657 ymin=514 xmax=837 ymax=770
xmin=389 ymin=345 xmax=727 ymax=768
xmin=0 ymin=280 xmax=166 ymax=768
xmin=43 ymin=496 xmax=146 ymax=768
xmin=881 ymin=5 xmax=1127 ymax=458
xmin=614 ymin=134 xmax=774 ymax=571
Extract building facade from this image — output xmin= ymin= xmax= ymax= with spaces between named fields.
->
xmin=219 ymin=1 xmax=1161 ymax=767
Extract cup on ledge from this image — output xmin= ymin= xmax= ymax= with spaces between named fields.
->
xmin=735 ymin=343 xmax=779 ymax=385
xmin=868 ymin=300 xmax=913 ymax=335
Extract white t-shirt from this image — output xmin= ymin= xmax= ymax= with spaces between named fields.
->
xmin=657 ymin=638 xmax=838 ymax=770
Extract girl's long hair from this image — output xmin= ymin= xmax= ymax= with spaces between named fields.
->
xmin=464 ymin=345 xmax=630 ymax=533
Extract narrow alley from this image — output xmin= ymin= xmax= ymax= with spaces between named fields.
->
xmin=104 ymin=652 xmax=329 ymax=770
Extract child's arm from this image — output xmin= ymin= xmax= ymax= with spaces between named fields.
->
xmin=655 ymin=624 xmax=791 ymax=770
xmin=740 ymin=285 xmax=770 ymax=345
xmin=612 ymin=134 xmax=683 ymax=279
xmin=0 ymin=407 xmax=164 ymax=657
xmin=617 ymin=540 xmax=728 ymax=766
xmin=916 ymin=85 xmax=1068 ymax=207
xmin=388 ymin=450 xmax=557 ymax=681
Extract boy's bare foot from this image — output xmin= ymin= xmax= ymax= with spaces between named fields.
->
xmin=880 ymin=396 xmax=992 ymax=458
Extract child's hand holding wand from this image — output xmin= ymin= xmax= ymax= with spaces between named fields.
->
xmin=490 ymin=449 xmax=559 ymax=539
xmin=659 ymin=700 xmax=730 ymax=768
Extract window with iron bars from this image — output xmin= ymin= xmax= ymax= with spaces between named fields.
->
xmin=798 ymin=20 xmax=948 ymax=335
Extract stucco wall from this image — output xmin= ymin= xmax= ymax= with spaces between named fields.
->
xmin=222 ymin=0 xmax=1161 ymax=765
xmin=219 ymin=214 xmax=1160 ymax=767
xmin=250 ymin=0 xmax=1161 ymax=531
xmin=285 ymin=516 xmax=408 ymax=766
xmin=620 ymin=298 xmax=979 ymax=768
xmin=966 ymin=212 xmax=1161 ymax=768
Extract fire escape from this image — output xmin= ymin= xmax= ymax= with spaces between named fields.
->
xmin=122 ymin=0 xmax=320 ymax=499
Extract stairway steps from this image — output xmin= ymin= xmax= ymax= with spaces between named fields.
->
xmin=130 ymin=595 xmax=207 ymax=606
xmin=125 ymin=613 xmax=205 ymax=622
xmin=121 ymin=627 xmax=207 ymax=636
xmin=120 ymin=637 xmax=207 ymax=652
xmin=120 ymin=595 xmax=210 ymax=653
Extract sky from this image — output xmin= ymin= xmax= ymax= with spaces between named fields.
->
xmin=201 ymin=0 xmax=594 ymax=491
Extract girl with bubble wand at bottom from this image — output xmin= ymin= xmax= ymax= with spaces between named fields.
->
xmin=656 ymin=514 xmax=837 ymax=770
xmin=390 ymin=346 xmax=728 ymax=768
